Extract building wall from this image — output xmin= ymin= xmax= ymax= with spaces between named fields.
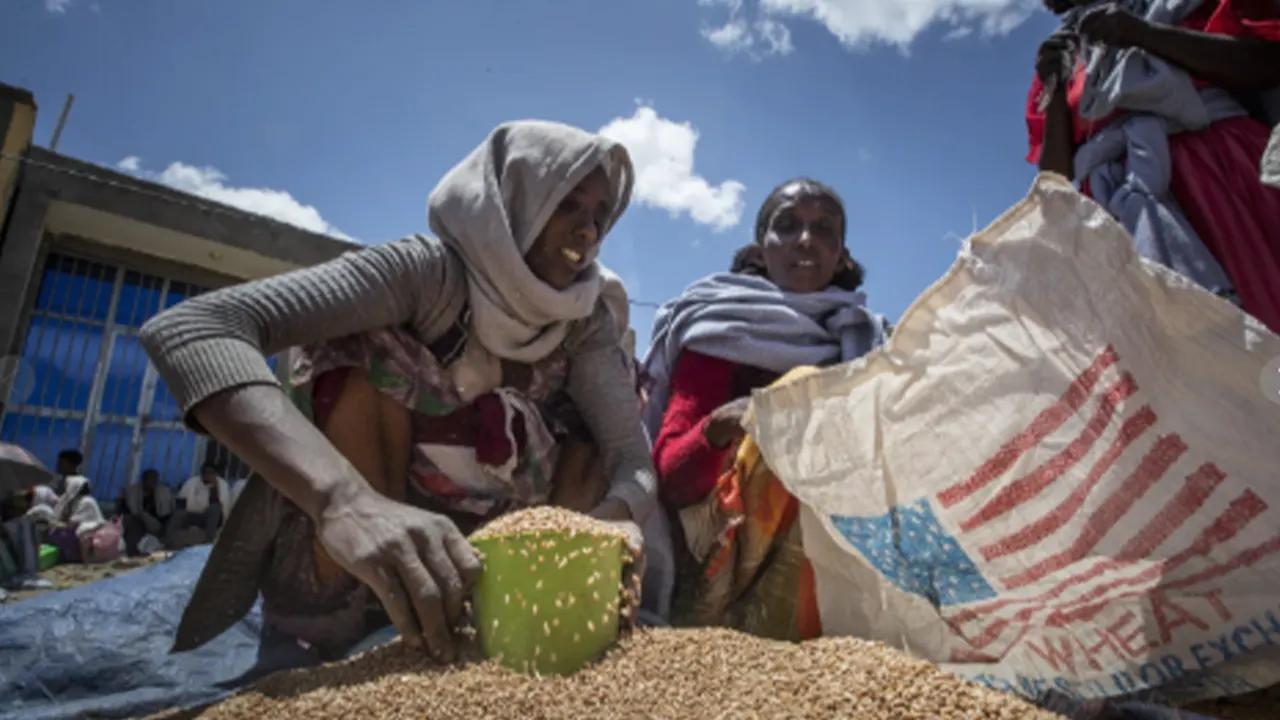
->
xmin=0 ymin=83 xmax=36 ymax=238
xmin=0 ymin=82 xmax=359 ymax=499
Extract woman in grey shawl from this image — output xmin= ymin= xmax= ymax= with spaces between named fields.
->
xmin=140 ymin=121 xmax=656 ymax=661
xmin=642 ymin=178 xmax=887 ymax=638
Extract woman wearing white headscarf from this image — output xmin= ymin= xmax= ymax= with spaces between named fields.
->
xmin=30 ymin=475 xmax=120 ymax=564
xmin=141 ymin=121 xmax=654 ymax=660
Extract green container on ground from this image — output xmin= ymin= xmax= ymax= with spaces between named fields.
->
xmin=470 ymin=530 xmax=625 ymax=676
xmin=38 ymin=544 xmax=59 ymax=571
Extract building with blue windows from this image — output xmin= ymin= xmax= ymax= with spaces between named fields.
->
xmin=0 ymin=82 xmax=355 ymax=503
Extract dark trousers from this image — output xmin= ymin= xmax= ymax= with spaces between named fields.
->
xmin=1 ymin=517 xmax=39 ymax=581
xmin=122 ymin=512 xmax=169 ymax=555
xmin=169 ymin=503 xmax=222 ymax=544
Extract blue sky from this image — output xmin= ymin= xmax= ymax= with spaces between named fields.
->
xmin=3 ymin=0 xmax=1060 ymax=351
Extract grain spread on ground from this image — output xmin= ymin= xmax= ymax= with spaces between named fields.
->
xmin=186 ymin=628 xmax=1063 ymax=719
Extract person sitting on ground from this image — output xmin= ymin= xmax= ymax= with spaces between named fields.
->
xmin=171 ymin=463 xmax=229 ymax=546
xmin=122 ymin=469 xmax=174 ymax=556
xmin=1030 ymin=0 xmax=1280 ymax=333
xmin=643 ymin=178 xmax=889 ymax=640
xmin=30 ymin=449 xmax=83 ymax=500
xmin=27 ymin=449 xmax=86 ymax=525
xmin=37 ymin=475 xmax=118 ymax=564
xmin=140 ymin=120 xmax=655 ymax=661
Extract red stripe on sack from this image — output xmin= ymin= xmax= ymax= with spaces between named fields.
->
xmin=1000 ymin=433 xmax=1185 ymax=589
xmin=951 ymin=460 xmax=1229 ymax=626
xmin=1047 ymin=498 xmax=1273 ymax=626
xmin=960 ymin=373 xmax=1138 ymax=532
xmin=1116 ymin=462 xmax=1227 ymax=560
xmin=938 ymin=346 xmax=1120 ymax=508
xmin=974 ymin=483 xmax=1265 ymax=634
xmin=980 ymin=406 xmax=1156 ymax=561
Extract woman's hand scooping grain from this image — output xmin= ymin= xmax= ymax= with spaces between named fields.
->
xmin=188 ymin=383 xmax=482 ymax=661
xmin=317 ymin=485 xmax=482 ymax=661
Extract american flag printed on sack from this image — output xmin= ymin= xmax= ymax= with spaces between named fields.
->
xmin=746 ymin=176 xmax=1280 ymax=707
xmin=829 ymin=343 xmax=1279 ymax=673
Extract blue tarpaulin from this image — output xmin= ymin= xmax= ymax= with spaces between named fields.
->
xmin=0 ymin=546 xmax=393 ymax=720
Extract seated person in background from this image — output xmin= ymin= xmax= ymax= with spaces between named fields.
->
xmin=122 ymin=469 xmax=174 ymax=556
xmin=31 ymin=448 xmax=84 ymax=500
xmin=36 ymin=475 xmax=116 ymax=564
xmin=171 ymin=463 xmax=230 ymax=546
xmin=643 ymin=178 xmax=889 ymax=639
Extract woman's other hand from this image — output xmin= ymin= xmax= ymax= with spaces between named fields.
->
xmin=703 ymin=396 xmax=751 ymax=450
xmin=1036 ymin=29 xmax=1079 ymax=86
xmin=1079 ymin=3 xmax=1151 ymax=48
xmin=315 ymin=485 xmax=482 ymax=662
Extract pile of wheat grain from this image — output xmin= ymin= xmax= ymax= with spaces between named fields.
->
xmin=469 ymin=506 xmax=630 ymax=545
xmin=185 ymin=628 xmax=1061 ymax=719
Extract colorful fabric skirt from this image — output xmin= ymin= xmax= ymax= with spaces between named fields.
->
xmin=671 ymin=435 xmax=821 ymax=641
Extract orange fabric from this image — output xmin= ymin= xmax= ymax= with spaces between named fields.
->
xmin=677 ymin=436 xmax=820 ymax=641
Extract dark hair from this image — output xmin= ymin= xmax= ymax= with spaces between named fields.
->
xmin=738 ymin=177 xmax=866 ymax=291
xmin=201 ymin=462 xmax=218 ymax=474
xmin=57 ymin=449 xmax=84 ymax=467
xmin=142 ymin=468 xmax=159 ymax=479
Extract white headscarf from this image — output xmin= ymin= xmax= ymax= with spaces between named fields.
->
xmin=53 ymin=475 xmax=104 ymax=532
xmin=428 ymin=120 xmax=634 ymax=363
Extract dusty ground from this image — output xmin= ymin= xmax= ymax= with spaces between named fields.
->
xmin=2 ymin=551 xmax=170 ymax=603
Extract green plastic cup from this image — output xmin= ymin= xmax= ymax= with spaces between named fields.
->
xmin=471 ymin=529 xmax=625 ymax=676
xmin=38 ymin=544 xmax=59 ymax=571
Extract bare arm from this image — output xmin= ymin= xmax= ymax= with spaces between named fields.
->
xmin=1039 ymin=84 xmax=1077 ymax=178
xmin=1080 ymin=3 xmax=1280 ymax=90
xmin=1137 ymin=21 xmax=1280 ymax=90
xmin=1035 ymin=31 xmax=1080 ymax=178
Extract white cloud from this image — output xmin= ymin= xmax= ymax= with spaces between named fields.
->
xmin=116 ymin=157 xmax=350 ymax=239
xmin=757 ymin=17 xmax=795 ymax=55
xmin=598 ymin=106 xmax=745 ymax=232
xmin=45 ymin=0 xmax=73 ymax=13
xmin=704 ymin=18 xmax=755 ymax=52
xmin=700 ymin=0 xmax=795 ymax=58
xmin=700 ymin=0 xmax=1038 ymax=53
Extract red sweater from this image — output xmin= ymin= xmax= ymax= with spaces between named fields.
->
xmin=652 ymin=350 xmax=779 ymax=508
